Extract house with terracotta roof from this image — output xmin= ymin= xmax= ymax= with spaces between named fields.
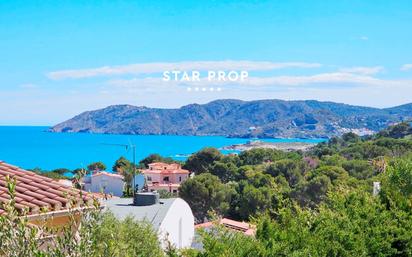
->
xmin=83 ymin=171 xmax=124 ymax=197
xmin=139 ymin=162 xmax=189 ymax=193
xmin=0 ymin=161 xmax=94 ymax=229
xmin=195 ymin=218 xmax=255 ymax=236
xmin=192 ymin=218 xmax=256 ymax=249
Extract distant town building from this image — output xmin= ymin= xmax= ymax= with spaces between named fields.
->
xmin=139 ymin=162 xmax=190 ymax=193
xmin=83 ymin=171 xmax=124 ymax=197
xmin=104 ymin=193 xmax=195 ymax=249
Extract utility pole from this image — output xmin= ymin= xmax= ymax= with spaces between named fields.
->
xmin=102 ymin=143 xmax=137 ymax=197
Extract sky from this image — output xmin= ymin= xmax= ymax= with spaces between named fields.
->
xmin=0 ymin=0 xmax=412 ymax=125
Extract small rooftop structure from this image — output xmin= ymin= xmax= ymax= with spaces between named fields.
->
xmin=104 ymin=195 xmax=194 ymax=249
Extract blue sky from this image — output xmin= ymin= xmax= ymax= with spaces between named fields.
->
xmin=1 ymin=0 xmax=412 ymax=125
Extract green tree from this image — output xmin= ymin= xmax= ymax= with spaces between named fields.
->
xmin=342 ymin=132 xmax=361 ymax=143
xmin=139 ymin=153 xmax=175 ymax=168
xmin=236 ymin=183 xmax=274 ymax=220
xmin=239 ymin=148 xmax=289 ymax=165
xmin=51 ymin=168 xmax=71 ymax=175
xmin=292 ymin=175 xmax=332 ymax=207
xmin=265 ymin=159 xmax=303 ymax=187
xmin=112 ymin=156 xmax=131 ymax=173
xmin=179 ymin=173 xmax=234 ymax=222
xmin=183 ymin=148 xmax=222 ymax=174
xmin=342 ymin=159 xmax=374 ymax=179
xmin=378 ymin=122 xmax=412 ymax=139
xmin=87 ymin=161 xmax=106 ymax=172
xmin=209 ymin=161 xmax=238 ymax=183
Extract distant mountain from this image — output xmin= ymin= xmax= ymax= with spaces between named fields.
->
xmin=50 ymin=99 xmax=412 ymax=138
xmin=385 ymin=103 xmax=412 ymax=117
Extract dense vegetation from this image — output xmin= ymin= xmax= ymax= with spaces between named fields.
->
xmin=178 ymin=122 xmax=412 ymax=256
xmin=1 ymin=122 xmax=411 ymax=256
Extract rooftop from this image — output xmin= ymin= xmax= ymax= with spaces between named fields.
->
xmin=103 ymin=197 xmax=176 ymax=229
xmin=141 ymin=162 xmax=189 ymax=175
xmin=0 ymin=161 xmax=92 ymax=215
xmin=91 ymin=171 xmax=124 ymax=179
xmin=195 ymin=218 xmax=255 ymax=236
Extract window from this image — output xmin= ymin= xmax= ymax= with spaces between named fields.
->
xmin=147 ymin=176 xmax=152 ymax=181
xmin=163 ymin=176 xmax=169 ymax=182
xmin=179 ymin=176 xmax=182 ymax=182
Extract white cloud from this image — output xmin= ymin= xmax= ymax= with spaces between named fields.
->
xmin=360 ymin=36 xmax=369 ymax=41
xmin=47 ymin=61 xmax=322 ymax=80
xmin=400 ymin=64 xmax=412 ymax=71
xmin=338 ymin=66 xmax=384 ymax=75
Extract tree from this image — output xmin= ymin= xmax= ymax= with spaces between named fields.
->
xmin=239 ymin=148 xmax=287 ymax=165
xmin=112 ymin=156 xmax=131 ymax=173
xmin=265 ymin=159 xmax=303 ymax=187
xmin=139 ymin=153 xmax=175 ymax=168
xmin=87 ymin=161 xmax=106 ymax=172
xmin=386 ymin=159 xmax=412 ymax=197
xmin=179 ymin=173 xmax=234 ymax=222
xmin=292 ymin=175 xmax=332 ymax=207
xmin=51 ymin=168 xmax=71 ymax=175
xmin=183 ymin=148 xmax=222 ymax=174
xmin=236 ymin=183 xmax=274 ymax=220
xmin=342 ymin=132 xmax=361 ymax=143
xmin=311 ymin=165 xmax=348 ymax=183
xmin=209 ymin=161 xmax=238 ymax=183
xmin=342 ymin=160 xmax=374 ymax=179
xmin=378 ymin=122 xmax=412 ymax=139
xmin=381 ymin=158 xmax=412 ymax=210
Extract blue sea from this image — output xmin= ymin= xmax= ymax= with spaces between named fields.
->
xmin=0 ymin=126 xmax=325 ymax=171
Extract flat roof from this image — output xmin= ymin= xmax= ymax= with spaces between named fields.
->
xmin=103 ymin=198 xmax=176 ymax=229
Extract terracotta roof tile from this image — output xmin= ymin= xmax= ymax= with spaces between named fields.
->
xmin=16 ymin=183 xmax=39 ymax=192
xmin=31 ymin=199 xmax=50 ymax=208
xmin=14 ymin=176 xmax=34 ymax=184
xmin=195 ymin=218 xmax=256 ymax=236
xmin=0 ymin=161 xmax=92 ymax=215
xmin=14 ymin=192 xmax=35 ymax=202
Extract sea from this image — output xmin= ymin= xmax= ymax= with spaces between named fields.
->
xmin=0 ymin=126 xmax=325 ymax=172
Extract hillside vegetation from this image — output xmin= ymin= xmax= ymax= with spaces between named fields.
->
xmin=177 ymin=122 xmax=412 ymax=256
xmin=2 ymin=123 xmax=412 ymax=256
xmin=50 ymin=99 xmax=412 ymax=138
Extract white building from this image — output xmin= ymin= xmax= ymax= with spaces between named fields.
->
xmin=83 ymin=171 xmax=124 ymax=197
xmin=104 ymin=195 xmax=195 ymax=249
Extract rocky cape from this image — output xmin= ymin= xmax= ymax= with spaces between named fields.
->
xmin=50 ymin=99 xmax=412 ymax=138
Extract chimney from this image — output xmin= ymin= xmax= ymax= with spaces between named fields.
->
xmin=133 ymin=191 xmax=160 ymax=206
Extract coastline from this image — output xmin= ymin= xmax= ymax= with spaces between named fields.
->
xmin=220 ymin=140 xmax=319 ymax=152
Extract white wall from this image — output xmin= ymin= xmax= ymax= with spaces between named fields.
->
xmin=85 ymin=174 xmax=124 ymax=197
xmin=158 ymin=198 xmax=194 ymax=249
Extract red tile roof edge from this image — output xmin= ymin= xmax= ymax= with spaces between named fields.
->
xmin=195 ymin=218 xmax=256 ymax=236
xmin=0 ymin=161 xmax=94 ymax=216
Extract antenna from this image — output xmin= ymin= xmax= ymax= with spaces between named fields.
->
xmin=101 ymin=142 xmax=137 ymax=197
